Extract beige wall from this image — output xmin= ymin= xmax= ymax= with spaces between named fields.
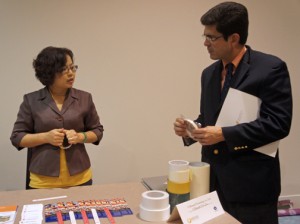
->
xmin=0 ymin=0 xmax=299 ymax=195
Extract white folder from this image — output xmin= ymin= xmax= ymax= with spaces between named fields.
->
xmin=216 ymin=88 xmax=279 ymax=157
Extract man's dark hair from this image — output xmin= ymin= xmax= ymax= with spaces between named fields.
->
xmin=33 ymin=46 xmax=74 ymax=86
xmin=201 ymin=2 xmax=248 ymax=44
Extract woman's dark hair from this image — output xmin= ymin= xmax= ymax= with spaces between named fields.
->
xmin=201 ymin=2 xmax=249 ymax=45
xmin=33 ymin=46 xmax=74 ymax=86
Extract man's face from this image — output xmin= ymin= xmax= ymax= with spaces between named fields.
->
xmin=203 ymin=25 xmax=233 ymax=63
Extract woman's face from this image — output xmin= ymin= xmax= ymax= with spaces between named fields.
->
xmin=52 ymin=55 xmax=76 ymax=90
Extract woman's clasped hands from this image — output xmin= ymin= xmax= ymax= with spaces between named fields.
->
xmin=45 ymin=128 xmax=83 ymax=149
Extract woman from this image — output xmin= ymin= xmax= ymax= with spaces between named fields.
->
xmin=10 ymin=46 xmax=104 ymax=189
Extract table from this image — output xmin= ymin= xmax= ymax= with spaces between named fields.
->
xmin=0 ymin=182 xmax=239 ymax=224
xmin=279 ymin=195 xmax=300 ymax=224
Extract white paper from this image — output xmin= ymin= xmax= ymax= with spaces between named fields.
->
xmin=216 ymin=88 xmax=279 ymax=157
xmin=0 ymin=211 xmax=16 ymax=224
xmin=176 ymin=191 xmax=224 ymax=224
xmin=20 ymin=204 xmax=43 ymax=224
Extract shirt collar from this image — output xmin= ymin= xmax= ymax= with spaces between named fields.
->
xmin=222 ymin=46 xmax=247 ymax=70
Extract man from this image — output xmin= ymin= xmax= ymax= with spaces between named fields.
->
xmin=173 ymin=2 xmax=292 ymax=224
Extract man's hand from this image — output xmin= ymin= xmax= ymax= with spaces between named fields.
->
xmin=173 ymin=117 xmax=188 ymax=137
xmin=192 ymin=126 xmax=225 ymax=145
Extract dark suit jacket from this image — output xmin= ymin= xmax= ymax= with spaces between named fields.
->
xmin=11 ymin=87 xmax=104 ymax=177
xmin=188 ymin=46 xmax=293 ymax=203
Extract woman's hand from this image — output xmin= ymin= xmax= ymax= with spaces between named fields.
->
xmin=63 ymin=129 xmax=83 ymax=145
xmin=45 ymin=128 xmax=65 ymax=146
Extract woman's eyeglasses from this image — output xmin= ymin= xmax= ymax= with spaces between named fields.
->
xmin=61 ymin=65 xmax=78 ymax=74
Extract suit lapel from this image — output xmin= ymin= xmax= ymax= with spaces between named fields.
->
xmin=39 ymin=88 xmax=61 ymax=114
xmin=39 ymin=88 xmax=76 ymax=115
xmin=204 ymin=62 xmax=223 ymax=125
xmin=231 ymin=48 xmax=250 ymax=89
xmin=61 ymin=92 xmax=76 ymax=115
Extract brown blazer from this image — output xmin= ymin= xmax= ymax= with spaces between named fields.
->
xmin=11 ymin=87 xmax=104 ymax=177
